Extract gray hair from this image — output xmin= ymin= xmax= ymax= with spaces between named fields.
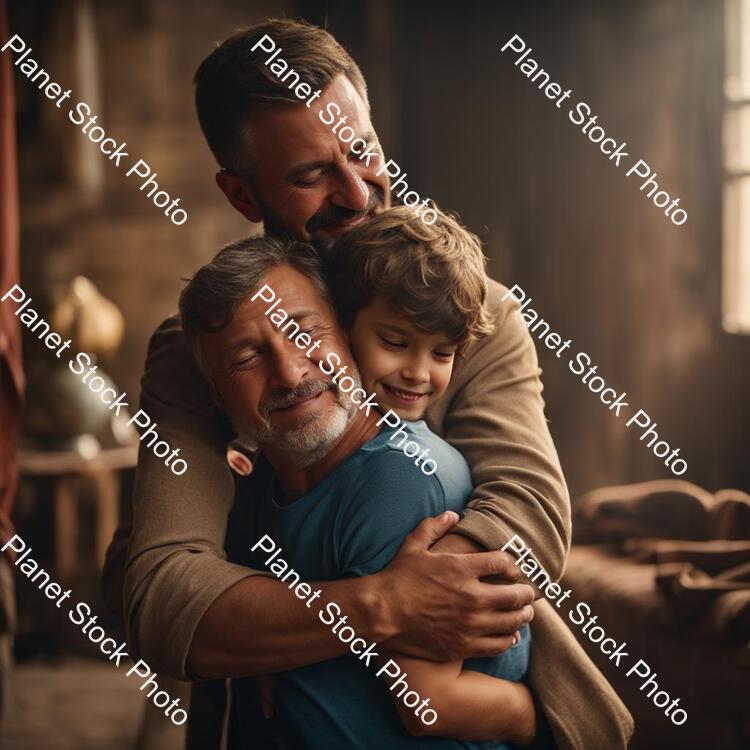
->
xmin=179 ymin=235 xmax=329 ymax=378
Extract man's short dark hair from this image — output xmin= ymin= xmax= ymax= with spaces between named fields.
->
xmin=179 ymin=236 xmax=328 ymax=376
xmin=194 ymin=18 xmax=368 ymax=174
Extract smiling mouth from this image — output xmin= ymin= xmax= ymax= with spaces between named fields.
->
xmin=382 ymin=384 xmax=431 ymax=404
xmin=325 ymin=209 xmax=376 ymax=231
xmin=272 ymin=391 xmax=323 ymax=412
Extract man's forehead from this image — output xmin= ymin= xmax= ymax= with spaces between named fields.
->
xmin=262 ymin=264 xmax=328 ymax=306
xmin=250 ymin=76 xmax=374 ymax=169
xmin=226 ymin=267 xmax=328 ymax=332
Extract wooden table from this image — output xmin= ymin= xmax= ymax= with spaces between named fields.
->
xmin=18 ymin=446 xmax=137 ymax=583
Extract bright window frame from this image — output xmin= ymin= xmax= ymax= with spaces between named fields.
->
xmin=723 ymin=0 xmax=750 ymax=333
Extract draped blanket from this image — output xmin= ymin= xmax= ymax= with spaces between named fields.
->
xmin=574 ymin=480 xmax=750 ymax=643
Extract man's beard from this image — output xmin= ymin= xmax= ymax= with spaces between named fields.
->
xmin=255 ymin=184 xmax=386 ymax=250
xmin=239 ymin=366 xmax=362 ymax=468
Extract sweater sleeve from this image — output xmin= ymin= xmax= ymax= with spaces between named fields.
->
xmin=120 ymin=316 xmax=261 ymax=679
xmin=426 ymin=279 xmax=571 ymax=581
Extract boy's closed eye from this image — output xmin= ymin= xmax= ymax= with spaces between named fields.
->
xmin=433 ymin=347 xmax=457 ymax=361
xmin=378 ymin=334 xmax=406 ymax=350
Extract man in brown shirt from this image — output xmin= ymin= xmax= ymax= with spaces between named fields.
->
xmin=106 ymin=19 xmax=633 ymax=748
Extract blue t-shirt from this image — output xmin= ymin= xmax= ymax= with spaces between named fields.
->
xmin=226 ymin=421 xmax=530 ymax=750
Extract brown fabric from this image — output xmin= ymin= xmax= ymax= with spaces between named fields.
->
xmin=118 ymin=314 xmax=259 ymax=678
xmin=101 ymin=520 xmax=131 ymax=623
xmin=107 ymin=279 xmax=632 ymax=748
xmin=575 ymin=480 xmax=750 ymax=642
xmin=564 ymin=544 xmax=750 ymax=749
xmin=529 ymin=600 xmax=633 ymax=750
xmin=575 ymin=479 xmax=750 ymax=543
xmin=425 ymin=280 xmax=572 ymax=580
xmin=0 ymin=0 xmax=23 ymax=554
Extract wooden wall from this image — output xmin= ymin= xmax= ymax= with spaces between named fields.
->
xmin=13 ymin=0 xmax=288 ymax=404
xmin=14 ymin=0 xmax=750 ymax=496
xmin=312 ymin=0 xmax=750 ymax=497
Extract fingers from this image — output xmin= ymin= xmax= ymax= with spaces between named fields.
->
xmin=464 ymin=634 xmax=521 ymax=658
xmin=400 ymin=511 xmax=460 ymax=553
xmin=463 ymin=549 xmax=522 ymax=580
xmin=477 ymin=580 xmax=535 ymax=611
xmin=471 ymin=602 xmax=535 ymax=636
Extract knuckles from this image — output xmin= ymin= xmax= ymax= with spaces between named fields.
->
xmin=495 ymin=551 xmax=521 ymax=578
xmin=509 ymin=583 xmax=535 ymax=609
xmin=462 ymin=610 xmax=483 ymax=637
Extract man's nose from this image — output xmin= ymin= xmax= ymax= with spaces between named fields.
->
xmin=331 ymin=163 xmax=369 ymax=213
xmin=270 ymin=345 xmax=309 ymax=389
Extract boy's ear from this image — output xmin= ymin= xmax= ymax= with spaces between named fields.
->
xmin=215 ymin=170 xmax=263 ymax=223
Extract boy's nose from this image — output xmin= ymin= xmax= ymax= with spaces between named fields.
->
xmin=401 ymin=359 xmax=430 ymax=384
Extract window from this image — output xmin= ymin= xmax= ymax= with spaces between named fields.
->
xmin=724 ymin=0 xmax=750 ymax=332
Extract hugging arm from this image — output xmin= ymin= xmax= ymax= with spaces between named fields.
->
xmin=120 ymin=317 xmax=395 ymax=678
xmin=339 ymin=453 xmax=535 ymax=744
xmin=383 ymin=652 xmax=535 ymax=745
xmin=106 ymin=317 xmax=532 ymax=680
xmin=429 ymin=280 xmax=572 ymax=579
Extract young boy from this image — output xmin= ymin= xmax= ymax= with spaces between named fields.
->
xmin=324 ymin=205 xmax=534 ymax=746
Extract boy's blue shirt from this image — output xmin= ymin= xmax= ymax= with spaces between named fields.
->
xmin=226 ymin=420 xmax=530 ymax=749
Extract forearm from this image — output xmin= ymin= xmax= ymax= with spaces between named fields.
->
xmin=457 ymin=494 xmax=569 ymax=581
xmin=387 ymin=652 xmax=534 ymax=745
xmin=189 ymin=572 xmax=391 ymax=679
xmin=428 ymin=670 xmax=535 ymax=745
xmin=427 ymin=279 xmax=571 ymax=580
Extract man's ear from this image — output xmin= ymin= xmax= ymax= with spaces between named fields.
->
xmin=215 ymin=171 xmax=263 ymax=223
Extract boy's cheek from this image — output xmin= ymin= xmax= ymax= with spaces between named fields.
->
xmin=429 ymin=364 xmax=453 ymax=401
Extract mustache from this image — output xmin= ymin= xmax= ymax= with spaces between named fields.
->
xmin=261 ymin=378 xmax=333 ymax=416
xmin=305 ymin=185 xmax=385 ymax=233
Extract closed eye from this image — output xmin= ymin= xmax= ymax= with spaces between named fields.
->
xmin=348 ymin=144 xmax=373 ymax=162
xmin=231 ymin=351 xmax=258 ymax=367
xmin=379 ymin=335 xmax=407 ymax=349
xmin=296 ymin=169 xmax=326 ymax=187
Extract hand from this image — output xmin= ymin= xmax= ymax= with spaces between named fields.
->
xmin=256 ymin=674 xmax=276 ymax=719
xmin=377 ymin=512 xmax=534 ymax=662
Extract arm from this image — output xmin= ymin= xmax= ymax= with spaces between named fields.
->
xmin=384 ymin=652 xmax=535 ymax=745
xmin=191 ymin=511 xmax=534 ymax=677
xmin=124 ymin=316 xmax=369 ymax=679
xmin=426 ymin=279 xmax=571 ymax=580
xmin=116 ymin=317 xmax=532 ymax=679
xmin=335 ymin=451 xmax=534 ymax=742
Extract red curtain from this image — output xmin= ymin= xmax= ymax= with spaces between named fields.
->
xmin=0 ymin=0 xmax=23 ymax=554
